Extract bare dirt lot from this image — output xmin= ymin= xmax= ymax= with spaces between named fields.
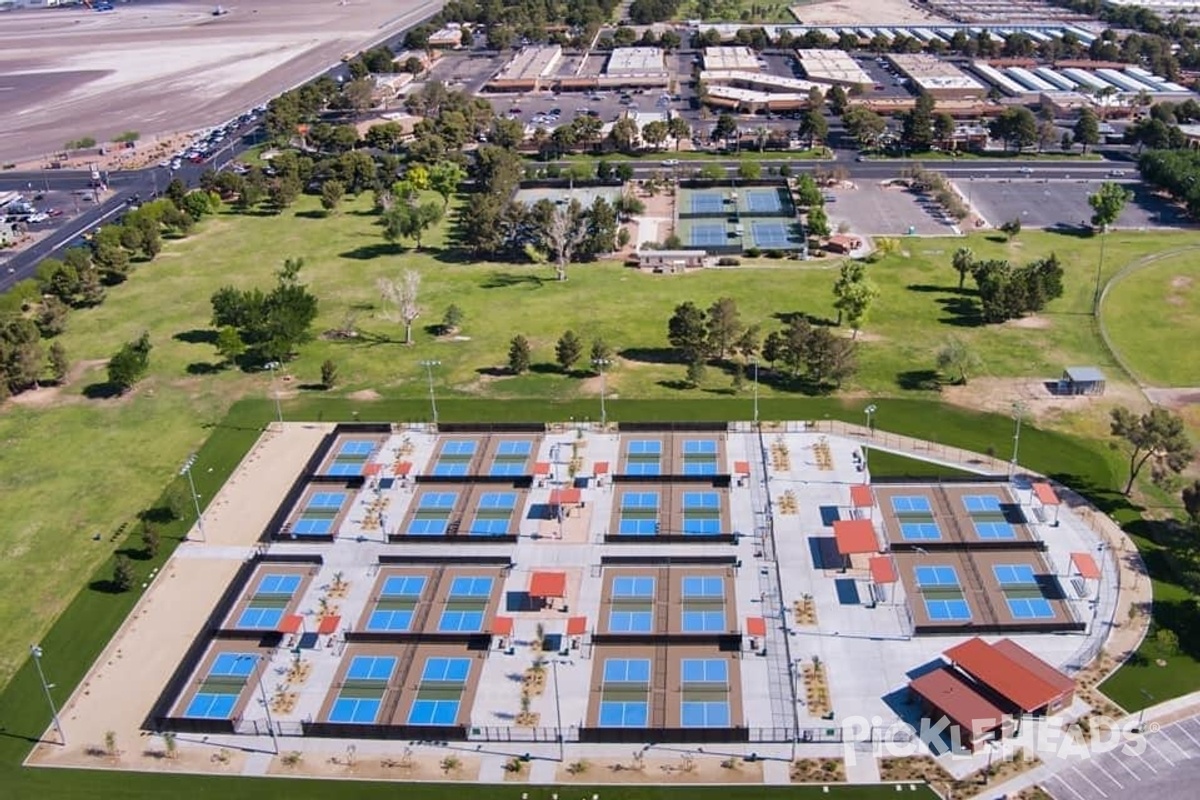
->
xmin=0 ymin=0 xmax=439 ymax=163
xmin=789 ymin=0 xmax=947 ymax=25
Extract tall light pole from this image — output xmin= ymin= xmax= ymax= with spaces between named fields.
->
xmin=419 ymin=360 xmax=441 ymax=426
xmin=180 ymin=453 xmax=205 ymax=542
xmin=751 ymin=358 xmax=759 ymax=427
xmin=238 ymin=654 xmax=278 ymax=754
xmin=30 ymin=645 xmax=65 ymax=745
xmin=1091 ymin=225 xmax=1107 ymax=317
xmin=264 ymin=361 xmax=283 ymax=425
xmin=592 ymin=358 xmax=610 ymax=428
xmin=864 ymin=404 xmax=877 ymax=435
xmin=551 ymin=659 xmax=565 ymax=763
xmin=1010 ymin=401 xmax=1027 ymax=477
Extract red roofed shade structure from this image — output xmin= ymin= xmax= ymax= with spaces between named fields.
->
xmin=533 ymin=461 xmax=551 ymax=476
xmin=492 ymin=616 xmax=514 ymax=636
xmin=850 ymin=484 xmax=873 ymax=509
xmin=565 ymin=616 xmax=588 ymax=636
xmin=1070 ymin=552 xmax=1100 ymax=581
xmin=734 ymin=460 xmax=750 ymax=476
xmin=593 ymin=461 xmax=610 ymax=476
xmin=745 ymin=617 xmax=767 ymax=637
xmin=278 ymin=614 xmax=304 ymax=635
xmin=869 ymin=556 xmax=897 ymax=584
xmin=832 ymin=519 xmax=879 ymax=556
xmin=1032 ymin=482 xmax=1061 ymax=524
xmin=317 ymin=615 xmax=341 ymax=635
xmin=363 ymin=462 xmax=382 ymax=476
xmin=392 ymin=461 xmax=413 ymax=476
xmin=944 ymin=637 xmax=1075 ymax=715
xmin=548 ymin=488 xmax=581 ymax=507
xmin=529 ymin=571 xmax=567 ymax=599
xmin=909 ymin=667 xmax=1013 ymax=751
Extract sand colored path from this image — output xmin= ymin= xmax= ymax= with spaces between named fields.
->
xmin=790 ymin=0 xmax=947 ymax=25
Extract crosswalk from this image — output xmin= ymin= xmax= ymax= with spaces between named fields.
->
xmin=1045 ymin=715 xmax=1200 ymax=800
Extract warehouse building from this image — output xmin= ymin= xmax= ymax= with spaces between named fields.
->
xmin=795 ymin=49 xmax=872 ymax=90
xmin=703 ymin=47 xmax=761 ymax=72
xmin=888 ymin=54 xmax=986 ymax=100
xmin=487 ymin=45 xmax=563 ymax=92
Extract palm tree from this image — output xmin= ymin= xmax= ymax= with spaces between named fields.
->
xmin=952 ymin=246 xmax=974 ymax=290
xmin=755 ymin=126 xmax=769 ymax=153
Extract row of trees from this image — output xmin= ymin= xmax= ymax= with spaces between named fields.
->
xmin=950 ymin=249 xmax=1065 ymax=323
xmin=506 ymin=332 xmax=613 ymax=375
xmin=209 ymin=258 xmax=320 ymax=367
xmin=1138 ymin=149 xmax=1200 ymax=217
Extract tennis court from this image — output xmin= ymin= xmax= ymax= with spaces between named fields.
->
xmin=993 ymin=563 xmax=1055 ymax=619
xmin=321 ymin=438 xmax=379 ymax=477
xmin=489 ymin=440 xmax=533 ymax=477
xmin=914 ymin=564 xmax=972 ymax=622
xmin=690 ymin=192 xmax=727 ymax=215
xmin=623 ymin=438 xmax=662 ymax=476
xmin=686 ymin=220 xmax=732 ymax=248
xmin=681 ymin=439 xmax=718 ymax=476
xmin=743 ymin=188 xmax=785 ymax=214
xmin=431 ymin=439 xmax=477 ymax=477
xmin=408 ymin=656 xmax=471 ymax=725
xmin=234 ymin=571 xmax=303 ymax=629
xmin=328 ymin=655 xmax=396 ymax=724
xmin=680 ymin=658 xmax=730 ymax=727
xmin=681 ymin=491 xmax=721 ymax=535
xmin=291 ymin=490 xmax=349 ymax=537
xmin=962 ymin=495 xmax=1002 ymax=513
xmin=748 ymin=220 xmax=798 ymax=249
xmin=680 ymin=574 xmax=725 ymax=632
xmin=618 ymin=490 xmax=659 ymax=535
xmin=608 ymin=575 xmax=655 ymax=632
xmin=468 ymin=491 xmax=518 ymax=536
xmin=437 ymin=576 xmax=492 ymax=632
xmin=891 ymin=495 xmax=932 ymax=514
xmin=407 ymin=491 xmax=458 ymax=536
xmin=182 ymin=651 xmax=257 ymax=719
xmin=364 ymin=574 xmax=427 ymax=632
xmin=598 ymin=657 xmax=651 ymax=727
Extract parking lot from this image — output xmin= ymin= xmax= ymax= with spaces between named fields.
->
xmin=828 ymin=182 xmax=960 ymax=236
xmin=963 ymin=178 xmax=1189 ymax=230
xmin=1045 ymin=715 xmax=1200 ymax=800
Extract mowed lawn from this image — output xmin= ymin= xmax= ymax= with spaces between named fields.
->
xmin=0 ymin=190 xmax=1191 ymax=691
xmin=1102 ymin=250 xmax=1200 ymax=387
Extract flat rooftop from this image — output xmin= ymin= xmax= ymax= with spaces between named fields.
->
xmin=795 ymin=49 xmax=873 ymax=85
xmin=492 ymin=44 xmax=563 ymax=82
xmin=606 ymin=47 xmax=666 ymax=75
xmin=703 ymin=46 xmax=761 ymax=72
xmin=888 ymin=54 xmax=985 ymax=91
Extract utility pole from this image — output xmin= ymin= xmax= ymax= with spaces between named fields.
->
xmin=420 ymin=360 xmax=441 ymax=427
xmin=264 ymin=361 xmax=283 ymax=425
xmin=30 ymin=645 xmax=65 ymax=745
xmin=592 ymin=358 xmax=610 ymax=428
xmin=751 ymin=358 xmax=759 ymax=427
xmin=179 ymin=453 xmax=205 ymax=541
xmin=1010 ymin=401 xmax=1027 ymax=477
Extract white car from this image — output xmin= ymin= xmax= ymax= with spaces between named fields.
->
xmin=28 ymin=212 xmax=49 ymax=223
xmin=661 ymin=159 xmax=680 ymax=167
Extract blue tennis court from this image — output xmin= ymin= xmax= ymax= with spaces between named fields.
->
xmin=339 ymin=440 xmax=375 ymax=457
xmin=469 ymin=519 xmax=509 ymax=535
xmin=681 ymin=701 xmax=730 ymax=726
xmin=683 ymin=440 xmax=717 ymax=455
xmin=613 ymin=576 xmax=654 ymax=597
xmin=604 ymin=658 xmax=650 ymax=682
xmin=366 ymin=609 xmax=413 ymax=631
xmin=628 ymin=440 xmax=661 ymax=455
xmin=432 ymin=462 xmax=469 ymax=477
xmin=618 ymin=491 xmax=659 ymax=535
xmin=257 ymin=574 xmax=301 ymax=595
xmin=974 ymin=521 xmax=1016 ymax=539
xmin=963 ymin=495 xmax=1002 ymax=513
xmin=1007 ymin=597 xmax=1055 ymax=619
xmin=329 ymin=697 xmax=382 ymax=724
xmin=682 ymin=576 xmax=723 ymax=597
xmin=497 ymin=440 xmax=531 ymax=456
xmin=381 ymin=575 xmax=426 ymax=596
xmin=682 ymin=492 xmax=719 ymax=509
xmin=915 ymin=565 xmax=959 ymax=587
xmin=609 ymin=609 xmax=653 ymax=631
xmin=442 ymin=441 xmax=477 ymax=456
xmin=745 ymin=189 xmax=784 ymax=213
xmin=750 ymin=220 xmax=793 ymax=248
xmin=184 ymin=693 xmax=238 ymax=719
xmin=489 ymin=463 xmax=526 ymax=476
xmin=235 ymin=607 xmax=284 ymax=629
xmin=478 ymin=492 xmax=516 ymax=509
xmin=438 ymin=610 xmax=485 ymax=632
xmin=211 ymin=653 xmax=257 ymax=677
xmin=407 ymin=518 xmax=447 ymax=535
xmin=681 ymin=659 xmax=727 ymax=683
xmin=419 ymin=492 xmax=457 ymax=509
xmin=682 ymin=609 xmax=724 ymax=631
xmin=293 ymin=517 xmax=333 ymax=536
xmin=422 ymin=657 xmax=470 ymax=682
xmin=408 ymin=699 xmax=460 ymax=725
xmin=688 ymin=221 xmax=729 ymax=248
xmin=690 ymin=193 xmax=726 ymax=214
xmin=683 ymin=518 xmax=720 ymax=534
xmin=346 ymin=656 xmax=397 ymax=682
xmin=307 ymin=492 xmax=347 ymax=510
xmin=891 ymin=496 xmax=932 ymax=514
xmin=900 ymin=522 xmax=942 ymax=540
xmin=993 ymin=564 xmax=1037 ymax=586
xmin=925 ymin=597 xmax=972 ymax=621
xmin=328 ymin=462 xmax=364 ymax=477
xmin=598 ymin=701 xmax=648 ymax=727
xmin=449 ymin=576 xmax=492 ymax=597
xmin=490 ymin=440 xmax=533 ymax=476
xmin=681 ymin=441 xmax=718 ymax=475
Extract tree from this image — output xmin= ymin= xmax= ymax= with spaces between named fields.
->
xmin=843 ymin=107 xmax=886 ymax=150
xmin=381 ymin=200 xmax=444 ymax=250
xmin=1089 ymin=181 xmax=1133 ymax=231
xmin=214 ymin=325 xmax=246 ymax=367
xmin=667 ymin=116 xmax=691 ymax=151
xmin=320 ymin=179 xmax=345 ymax=214
xmin=989 ymin=107 xmax=1038 ymax=152
xmin=799 ymin=108 xmax=828 ymax=148
xmin=441 ymin=304 xmax=464 ymax=335
xmin=1111 ymin=406 xmax=1193 ymax=495
xmin=48 ymin=341 xmax=69 ymax=384
xmin=112 ymin=556 xmax=135 ymax=593
xmin=377 ymin=270 xmax=422 ymax=345
xmin=608 ymin=117 xmax=640 ymax=153
xmin=901 ymin=91 xmax=935 ymax=152
xmin=428 ymin=161 xmax=466 ymax=208
xmin=36 ymin=296 xmax=69 ymax=338
xmin=641 ymin=120 xmax=669 ymax=150
xmin=713 ymin=113 xmax=738 ymax=142
xmin=952 ymin=247 xmax=974 ymax=290
xmin=831 ymin=262 xmax=878 ymax=337
xmin=209 ymin=258 xmax=318 ymax=363
xmin=107 ymin=332 xmax=152 ymax=393
xmin=737 ymin=161 xmax=761 ymax=180
xmin=320 ymin=359 xmax=338 ymax=389
xmin=591 ymin=338 xmax=613 ymax=365
xmin=508 ymin=335 xmax=531 ymax=374
xmin=685 ymin=359 xmax=706 ymax=387
xmin=935 ymin=337 xmax=982 ymax=385
xmin=933 ymin=112 xmax=956 ymax=148
xmin=806 ymin=206 xmax=830 ymax=239
xmin=1000 ymin=217 xmax=1022 ymax=240
xmin=706 ymin=297 xmax=742 ymax=360
xmin=804 ymin=327 xmax=857 ymax=389
xmin=540 ymin=201 xmax=587 ymax=281
xmin=141 ymin=523 xmax=160 ymax=559
xmin=1183 ymin=480 xmax=1200 ymax=527
xmin=1073 ymin=107 xmax=1101 ymax=153
xmin=667 ymin=301 xmax=710 ymax=363
xmin=827 ymin=85 xmax=848 ymax=116
xmin=555 ymin=330 xmax=583 ymax=372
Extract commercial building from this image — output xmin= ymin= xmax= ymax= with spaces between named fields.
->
xmin=702 ymin=47 xmax=761 ymax=72
xmin=795 ymin=49 xmax=872 ymax=90
xmin=606 ymin=47 xmax=666 ymax=76
xmin=888 ymin=54 xmax=985 ymax=100
xmin=486 ymin=45 xmax=563 ymax=92
xmin=427 ymin=25 xmax=465 ymax=49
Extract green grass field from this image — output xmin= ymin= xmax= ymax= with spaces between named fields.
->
xmin=1102 ymin=251 xmax=1200 ymax=386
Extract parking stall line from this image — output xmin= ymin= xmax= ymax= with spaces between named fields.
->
xmin=1048 ymin=773 xmax=1090 ymax=800
xmin=1070 ymin=766 xmax=1109 ymax=798
xmin=1089 ymin=758 xmax=1123 ymax=788
xmin=1145 ymin=736 xmax=1176 ymax=766
xmin=1160 ymin=729 xmax=1192 ymax=759
xmin=1111 ymin=753 xmax=1141 ymax=781
xmin=1130 ymin=746 xmax=1160 ymax=774
xmin=1176 ymin=721 xmax=1200 ymax=749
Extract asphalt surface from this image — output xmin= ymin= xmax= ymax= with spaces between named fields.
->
xmin=1044 ymin=715 xmax=1200 ymax=800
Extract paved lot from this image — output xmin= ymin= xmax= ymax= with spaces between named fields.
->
xmin=963 ymin=178 xmax=1190 ymax=230
xmin=829 ymin=183 xmax=959 ymax=236
xmin=1045 ymin=715 xmax=1200 ymax=800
